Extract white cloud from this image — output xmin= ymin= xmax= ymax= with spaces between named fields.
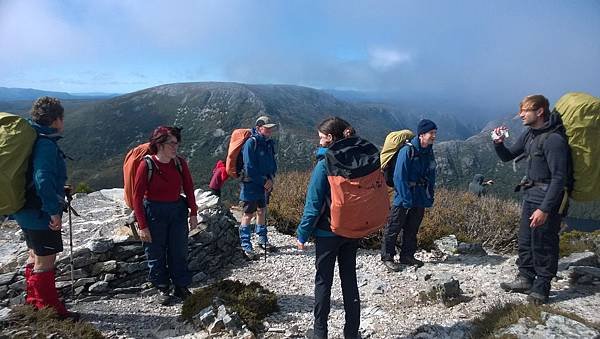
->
xmin=368 ymin=48 xmax=412 ymax=70
xmin=0 ymin=1 xmax=90 ymax=66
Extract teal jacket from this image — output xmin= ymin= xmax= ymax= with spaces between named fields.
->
xmin=296 ymin=147 xmax=336 ymax=243
xmin=13 ymin=122 xmax=67 ymax=230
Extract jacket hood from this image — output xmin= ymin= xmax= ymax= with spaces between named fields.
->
xmin=410 ymin=135 xmax=432 ymax=154
xmin=534 ymin=111 xmax=563 ymax=133
xmin=251 ymin=127 xmax=268 ymax=142
xmin=30 ymin=120 xmax=62 ymax=140
xmin=472 ymin=174 xmax=484 ymax=184
xmin=315 ymin=147 xmax=328 ymax=160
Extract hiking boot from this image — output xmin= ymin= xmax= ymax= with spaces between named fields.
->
xmin=258 ymin=242 xmax=278 ymax=253
xmin=155 ymin=287 xmax=172 ymax=306
xmin=244 ymin=250 xmax=259 ymax=260
xmin=174 ymin=286 xmax=192 ymax=301
xmin=500 ymin=276 xmax=532 ymax=294
xmin=399 ymin=256 xmax=424 ymax=267
xmin=382 ymin=260 xmax=402 ymax=272
xmin=527 ymin=291 xmax=549 ymax=305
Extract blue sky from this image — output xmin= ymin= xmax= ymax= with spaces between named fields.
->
xmin=1 ymin=0 xmax=599 ymax=109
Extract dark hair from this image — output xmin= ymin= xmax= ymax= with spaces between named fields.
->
xmin=317 ymin=117 xmax=355 ymax=142
xmin=148 ymin=126 xmax=182 ymax=154
xmin=30 ymin=96 xmax=64 ymax=126
xmin=520 ymin=94 xmax=550 ymax=116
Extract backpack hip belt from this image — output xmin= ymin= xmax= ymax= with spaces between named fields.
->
xmin=514 ymin=177 xmax=549 ymax=192
xmin=408 ymin=178 xmax=428 ymax=187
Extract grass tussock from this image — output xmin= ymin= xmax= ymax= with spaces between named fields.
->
xmin=268 ymin=171 xmax=311 ymax=235
xmin=471 ymin=302 xmax=600 ymax=338
xmin=559 ymin=230 xmax=600 ymax=257
xmin=181 ymin=280 xmax=278 ymax=332
xmin=418 ymin=188 xmax=520 ymax=253
xmin=269 ymin=171 xmax=522 ymax=254
xmin=0 ymin=305 xmax=104 ymax=339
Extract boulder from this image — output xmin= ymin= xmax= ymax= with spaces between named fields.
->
xmin=434 ymin=235 xmax=459 ymax=255
xmin=85 ymin=238 xmax=114 ymax=254
xmin=420 ymin=274 xmax=462 ymax=305
xmin=195 ymin=189 xmax=220 ymax=211
xmin=569 ymin=266 xmax=600 ymax=285
xmin=499 ymin=312 xmax=599 ymax=338
xmin=88 ymin=281 xmax=110 ymax=293
xmin=92 ymin=260 xmax=118 ymax=275
xmin=558 ymin=251 xmax=598 ymax=271
xmin=456 ymin=242 xmax=487 ymax=256
xmin=0 ymin=272 xmax=15 ymax=286
xmin=73 ymin=277 xmax=97 ymax=288
xmin=193 ymin=306 xmax=215 ymax=328
xmin=8 ymin=279 xmax=24 ymax=292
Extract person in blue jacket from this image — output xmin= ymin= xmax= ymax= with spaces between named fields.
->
xmin=380 ymin=119 xmax=437 ymax=272
xmin=296 ymin=117 xmax=360 ymax=339
xmin=239 ymin=115 xmax=278 ymax=259
xmin=12 ymin=97 xmax=75 ymax=319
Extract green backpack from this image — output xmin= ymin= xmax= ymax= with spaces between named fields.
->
xmin=0 ymin=112 xmax=37 ymax=215
xmin=553 ymin=92 xmax=600 ymax=202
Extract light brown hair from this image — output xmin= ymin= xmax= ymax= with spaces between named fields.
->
xmin=520 ymin=94 xmax=550 ymax=116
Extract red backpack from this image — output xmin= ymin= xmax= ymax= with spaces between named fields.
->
xmin=325 ymin=137 xmax=390 ymax=238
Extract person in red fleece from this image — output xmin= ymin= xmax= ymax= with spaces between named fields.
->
xmin=208 ymin=160 xmax=228 ymax=197
xmin=133 ymin=126 xmax=198 ymax=305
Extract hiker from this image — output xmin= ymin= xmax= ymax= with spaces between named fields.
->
xmin=380 ymin=119 xmax=437 ymax=271
xmin=208 ymin=159 xmax=228 ymax=197
xmin=132 ymin=126 xmax=198 ymax=304
xmin=11 ymin=97 xmax=76 ymax=319
xmin=468 ymin=174 xmax=494 ymax=197
xmin=238 ymin=116 xmax=278 ymax=259
xmin=296 ymin=117 xmax=362 ymax=339
xmin=493 ymin=95 xmax=569 ymax=305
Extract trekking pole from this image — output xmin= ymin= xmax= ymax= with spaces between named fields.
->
xmin=264 ymin=192 xmax=271 ymax=263
xmin=65 ymin=185 xmax=75 ymax=299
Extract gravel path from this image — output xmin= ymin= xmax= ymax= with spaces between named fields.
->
xmin=4 ymin=197 xmax=598 ymax=338
xmin=71 ymin=223 xmax=599 ymax=338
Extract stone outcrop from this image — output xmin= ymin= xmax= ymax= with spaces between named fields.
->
xmin=0 ymin=189 xmax=243 ymax=306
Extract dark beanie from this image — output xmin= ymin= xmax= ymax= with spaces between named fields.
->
xmin=417 ymin=119 xmax=437 ymax=135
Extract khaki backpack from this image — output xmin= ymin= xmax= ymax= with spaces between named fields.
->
xmin=0 ymin=112 xmax=37 ymax=215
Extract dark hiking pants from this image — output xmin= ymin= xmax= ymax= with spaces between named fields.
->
xmin=314 ymin=236 xmax=360 ymax=339
xmin=143 ymin=199 xmax=192 ymax=289
xmin=381 ymin=205 xmax=425 ymax=261
xmin=517 ymin=200 xmax=561 ymax=296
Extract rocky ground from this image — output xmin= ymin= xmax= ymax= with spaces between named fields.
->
xmin=1 ymin=191 xmax=599 ymax=338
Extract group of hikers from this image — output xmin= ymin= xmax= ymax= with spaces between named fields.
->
xmin=1 ymin=91 xmax=593 ymax=338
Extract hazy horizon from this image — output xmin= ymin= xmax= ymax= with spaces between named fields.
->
xmin=1 ymin=0 xmax=599 ymax=119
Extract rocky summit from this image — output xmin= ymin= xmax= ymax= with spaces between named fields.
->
xmin=1 ymin=190 xmax=599 ymax=338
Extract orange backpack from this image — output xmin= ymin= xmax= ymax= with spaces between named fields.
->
xmin=325 ymin=137 xmax=390 ymax=238
xmin=225 ymin=129 xmax=253 ymax=178
xmin=123 ymin=143 xmax=151 ymax=209
xmin=123 ymin=143 xmax=183 ymax=209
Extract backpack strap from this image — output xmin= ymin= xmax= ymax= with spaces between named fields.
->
xmin=144 ymin=155 xmax=184 ymax=185
xmin=143 ymin=155 xmax=156 ymax=183
xmin=405 ymin=141 xmax=416 ymax=160
xmin=174 ymin=156 xmax=183 ymax=175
